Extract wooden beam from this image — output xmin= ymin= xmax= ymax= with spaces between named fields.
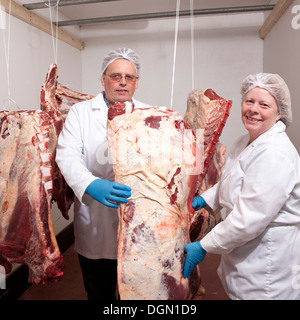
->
xmin=259 ymin=0 xmax=294 ymax=39
xmin=0 ymin=0 xmax=85 ymax=50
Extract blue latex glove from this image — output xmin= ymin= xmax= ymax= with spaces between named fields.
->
xmin=85 ymin=179 xmax=131 ymax=208
xmin=192 ymin=196 xmax=206 ymax=211
xmin=183 ymin=241 xmax=207 ymax=278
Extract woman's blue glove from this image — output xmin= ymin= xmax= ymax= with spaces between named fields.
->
xmin=192 ymin=196 xmax=206 ymax=211
xmin=183 ymin=241 xmax=207 ymax=278
xmin=85 ymin=179 xmax=131 ymax=208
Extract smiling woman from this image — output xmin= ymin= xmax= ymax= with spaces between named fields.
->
xmin=241 ymin=87 xmax=280 ymax=142
xmin=240 ymin=73 xmax=292 ymax=128
xmin=183 ymin=72 xmax=300 ymax=300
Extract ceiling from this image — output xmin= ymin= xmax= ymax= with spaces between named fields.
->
xmin=17 ymin=0 xmax=278 ymax=28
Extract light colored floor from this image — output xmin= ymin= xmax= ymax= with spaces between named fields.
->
xmin=18 ymin=243 xmax=229 ymax=300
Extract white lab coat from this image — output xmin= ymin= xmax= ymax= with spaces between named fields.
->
xmin=201 ymin=121 xmax=300 ymax=300
xmin=56 ymin=92 xmax=152 ymax=260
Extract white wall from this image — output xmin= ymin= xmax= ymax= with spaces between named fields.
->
xmin=0 ymin=13 xmax=81 ymax=233
xmin=80 ymin=12 xmax=264 ymax=151
xmin=263 ymin=0 xmax=300 ymax=153
xmin=0 ymin=16 xmax=83 ymax=109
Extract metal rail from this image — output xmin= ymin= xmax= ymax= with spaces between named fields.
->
xmin=54 ymin=5 xmax=275 ymax=27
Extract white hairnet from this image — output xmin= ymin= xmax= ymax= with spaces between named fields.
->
xmin=101 ymin=48 xmax=143 ymax=77
xmin=240 ymin=73 xmax=292 ymax=127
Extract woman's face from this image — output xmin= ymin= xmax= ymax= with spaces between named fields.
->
xmin=241 ymin=87 xmax=280 ymax=142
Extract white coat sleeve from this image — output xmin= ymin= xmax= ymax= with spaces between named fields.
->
xmin=201 ymin=134 xmax=249 ymax=214
xmin=201 ymin=181 xmax=222 ymax=213
xmin=201 ymin=147 xmax=298 ymax=254
xmin=56 ymin=105 xmax=97 ymax=202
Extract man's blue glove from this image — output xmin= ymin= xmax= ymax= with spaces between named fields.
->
xmin=183 ymin=241 xmax=207 ymax=278
xmin=192 ymin=196 xmax=206 ymax=211
xmin=85 ymin=179 xmax=131 ymax=208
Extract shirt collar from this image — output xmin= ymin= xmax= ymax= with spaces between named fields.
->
xmin=102 ymin=92 xmax=110 ymax=108
xmin=102 ymin=91 xmax=134 ymax=108
xmin=249 ymin=121 xmax=286 ymax=147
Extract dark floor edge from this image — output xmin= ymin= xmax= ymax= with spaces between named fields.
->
xmin=0 ymin=222 xmax=74 ymax=300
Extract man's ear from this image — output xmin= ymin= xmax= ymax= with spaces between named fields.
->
xmin=135 ymin=77 xmax=139 ymax=90
xmin=101 ymin=74 xmax=105 ymax=87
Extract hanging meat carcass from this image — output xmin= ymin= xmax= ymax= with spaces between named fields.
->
xmin=184 ymin=89 xmax=231 ymax=242
xmin=107 ymin=90 xmax=231 ymax=300
xmin=108 ymin=104 xmax=201 ymax=299
xmin=0 ymin=109 xmax=64 ymax=283
xmin=40 ymin=64 xmax=94 ymax=220
xmin=0 ymin=64 xmax=93 ymax=284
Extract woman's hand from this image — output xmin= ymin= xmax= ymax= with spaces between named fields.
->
xmin=192 ymin=196 xmax=206 ymax=211
xmin=183 ymin=241 xmax=207 ymax=278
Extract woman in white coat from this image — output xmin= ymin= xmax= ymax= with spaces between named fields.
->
xmin=183 ymin=73 xmax=300 ymax=300
xmin=56 ymin=48 xmax=152 ymax=300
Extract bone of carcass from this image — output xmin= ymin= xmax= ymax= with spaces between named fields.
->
xmin=40 ymin=64 xmax=94 ymax=219
xmin=40 ymin=65 xmax=93 ymax=219
xmin=107 ymin=103 xmax=202 ymax=300
xmin=184 ymin=89 xmax=231 ymax=241
xmin=0 ymin=64 xmax=93 ymax=284
xmin=40 ymin=64 xmax=70 ymax=221
xmin=55 ymin=83 xmax=94 ymax=120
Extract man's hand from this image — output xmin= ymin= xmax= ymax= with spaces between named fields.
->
xmin=85 ymin=179 xmax=131 ymax=208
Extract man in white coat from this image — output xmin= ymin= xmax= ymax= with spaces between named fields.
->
xmin=56 ymin=48 xmax=152 ymax=300
xmin=184 ymin=73 xmax=300 ymax=300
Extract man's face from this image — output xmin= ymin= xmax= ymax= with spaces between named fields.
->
xmin=101 ymin=59 xmax=139 ymax=106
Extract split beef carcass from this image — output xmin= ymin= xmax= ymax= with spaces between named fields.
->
xmin=0 ymin=110 xmax=64 ymax=283
xmin=40 ymin=64 xmax=94 ymax=219
xmin=107 ymin=89 xmax=231 ymax=300
xmin=0 ymin=64 xmax=93 ymax=284
xmin=107 ymin=103 xmax=202 ymax=299
xmin=184 ymin=89 xmax=231 ymax=242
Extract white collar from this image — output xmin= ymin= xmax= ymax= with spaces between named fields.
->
xmin=249 ymin=121 xmax=286 ymax=147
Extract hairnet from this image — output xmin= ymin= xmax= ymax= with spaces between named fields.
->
xmin=240 ymin=73 xmax=292 ymax=127
xmin=101 ymin=48 xmax=143 ymax=77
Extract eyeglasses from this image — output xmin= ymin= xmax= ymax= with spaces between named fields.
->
xmin=105 ymin=73 xmax=138 ymax=83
